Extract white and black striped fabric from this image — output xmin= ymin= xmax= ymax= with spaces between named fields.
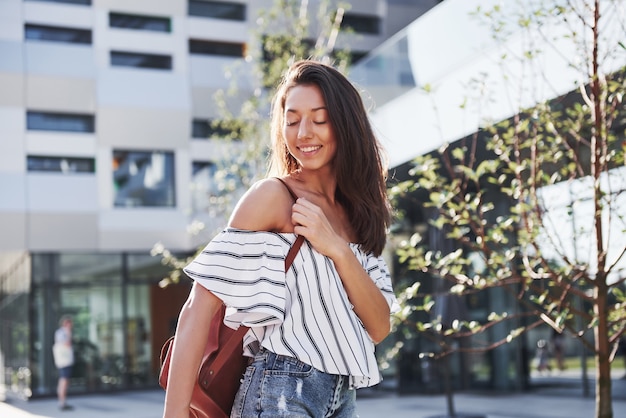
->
xmin=183 ymin=228 xmax=398 ymax=389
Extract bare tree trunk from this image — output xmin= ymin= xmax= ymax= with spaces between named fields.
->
xmin=442 ymin=353 xmax=456 ymax=417
xmin=594 ymin=282 xmax=613 ymax=418
xmin=590 ymin=1 xmax=612 ymax=417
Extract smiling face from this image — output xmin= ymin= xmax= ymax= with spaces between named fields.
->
xmin=282 ymin=83 xmax=337 ymax=173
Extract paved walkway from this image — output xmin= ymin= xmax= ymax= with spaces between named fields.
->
xmin=1 ymin=372 xmax=625 ymax=418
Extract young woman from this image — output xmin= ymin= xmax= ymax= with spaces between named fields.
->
xmin=163 ymin=60 xmax=397 ymax=418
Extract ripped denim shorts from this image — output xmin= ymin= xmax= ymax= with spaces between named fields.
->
xmin=230 ymin=347 xmax=356 ymax=418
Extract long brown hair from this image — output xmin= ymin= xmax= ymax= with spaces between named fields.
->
xmin=268 ymin=60 xmax=391 ymax=256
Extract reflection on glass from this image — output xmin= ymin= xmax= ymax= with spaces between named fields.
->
xmin=113 ymin=150 xmax=176 ymax=208
xmin=126 ymin=286 xmax=152 ymax=386
xmin=25 ymin=24 xmax=92 ymax=44
xmin=189 ymin=39 xmax=244 ymax=57
xmin=58 ymin=254 xmax=122 ymax=283
xmin=536 ymin=166 xmax=626 ymax=283
xmin=0 ymin=264 xmax=30 ymax=398
xmin=27 ymin=156 xmax=95 ymax=173
xmin=188 ymin=0 xmax=246 ymax=21
xmin=110 ymin=51 xmax=172 ymax=70
xmin=29 ymin=253 xmax=168 ymax=395
xmin=109 ymin=12 xmax=171 ymax=32
xmin=27 ymin=111 xmax=95 ymax=133
xmin=191 ymin=161 xmax=217 ymax=214
xmin=342 ymin=13 xmax=381 ymax=35
xmin=349 ymin=32 xmax=416 ymax=108
xmin=74 ymin=285 xmax=124 ymax=390
xmin=127 ymin=253 xmax=188 ymax=281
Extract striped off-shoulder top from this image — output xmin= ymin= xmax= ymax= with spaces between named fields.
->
xmin=183 ymin=227 xmax=398 ymax=389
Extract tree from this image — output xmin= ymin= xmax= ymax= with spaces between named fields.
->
xmin=390 ymin=1 xmax=625 ymax=418
xmin=153 ymin=0 xmax=351 ymax=285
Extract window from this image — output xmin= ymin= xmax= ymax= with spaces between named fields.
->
xmin=24 ymin=0 xmax=92 ymax=5
xmin=113 ymin=150 xmax=175 ymax=208
xmin=109 ymin=12 xmax=171 ymax=32
xmin=189 ymin=39 xmax=244 ymax=58
xmin=192 ymin=119 xmax=240 ymax=139
xmin=25 ymin=23 xmax=92 ymax=44
xmin=350 ymin=51 xmax=368 ymax=65
xmin=110 ymin=51 xmax=172 ymax=70
xmin=342 ymin=13 xmax=381 ymax=35
xmin=399 ymin=71 xmax=415 ymax=86
xmin=191 ymin=160 xmax=246 ymax=213
xmin=188 ymin=1 xmax=245 ymax=21
xmin=127 ymin=252 xmax=191 ymax=281
xmin=27 ymin=156 xmax=95 ymax=173
xmin=27 ymin=111 xmax=95 ymax=133
xmin=192 ymin=161 xmax=216 ymax=177
xmin=191 ymin=161 xmax=217 ymax=212
xmin=192 ymin=119 xmax=214 ymax=138
xmin=536 ymin=166 xmax=626 ymax=284
xmin=263 ymin=35 xmax=312 ymax=63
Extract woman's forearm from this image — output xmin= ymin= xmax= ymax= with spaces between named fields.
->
xmin=162 ymin=283 xmax=221 ymax=418
xmin=332 ymin=244 xmax=391 ymax=344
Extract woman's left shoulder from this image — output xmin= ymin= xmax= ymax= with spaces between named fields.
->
xmin=228 ymin=178 xmax=295 ymax=232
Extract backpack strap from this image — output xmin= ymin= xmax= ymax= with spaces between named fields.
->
xmin=285 ymin=235 xmax=305 ymax=272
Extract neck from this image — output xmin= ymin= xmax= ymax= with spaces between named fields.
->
xmin=290 ymin=170 xmax=337 ymax=200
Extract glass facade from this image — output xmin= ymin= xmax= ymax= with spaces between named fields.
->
xmin=0 ymin=253 xmax=31 ymax=398
xmin=353 ymin=9 xmax=625 ymax=393
xmin=0 ymin=252 xmax=192 ymax=398
xmin=349 ymin=32 xmax=416 ymax=112
xmin=389 ymin=183 xmax=529 ymax=393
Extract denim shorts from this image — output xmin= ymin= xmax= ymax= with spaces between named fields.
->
xmin=231 ymin=348 xmax=357 ymax=418
xmin=58 ymin=366 xmax=72 ymax=379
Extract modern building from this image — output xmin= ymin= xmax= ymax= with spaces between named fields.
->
xmin=0 ymin=0 xmax=442 ymax=399
xmin=350 ymin=0 xmax=626 ymax=394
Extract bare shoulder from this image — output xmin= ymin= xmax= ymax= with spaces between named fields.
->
xmin=228 ymin=177 xmax=295 ymax=232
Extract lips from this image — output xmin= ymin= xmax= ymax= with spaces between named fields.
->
xmin=299 ymin=145 xmax=321 ymax=153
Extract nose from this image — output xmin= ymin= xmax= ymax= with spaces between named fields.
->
xmin=297 ymin=118 xmax=313 ymax=140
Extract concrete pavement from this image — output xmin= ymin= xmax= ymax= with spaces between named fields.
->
xmin=1 ymin=390 xmax=624 ymax=418
xmin=1 ymin=372 xmax=625 ymax=418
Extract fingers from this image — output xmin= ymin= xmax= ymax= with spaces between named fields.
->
xmin=292 ymin=197 xmax=316 ymax=214
xmin=291 ymin=198 xmax=336 ymax=252
xmin=291 ymin=198 xmax=324 ymax=229
xmin=290 ymin=198 xmax=349 ymax=260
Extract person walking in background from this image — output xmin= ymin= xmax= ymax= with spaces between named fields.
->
xmin=551 ymin=329 xmax=566 ymax=371
xmin=162 ymin=59 xmax=397 ymax=418
xmin=535 ymin=339 xmax=551 ymax=374
xmin=53 ymin=315 xmax=74 ymax=411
